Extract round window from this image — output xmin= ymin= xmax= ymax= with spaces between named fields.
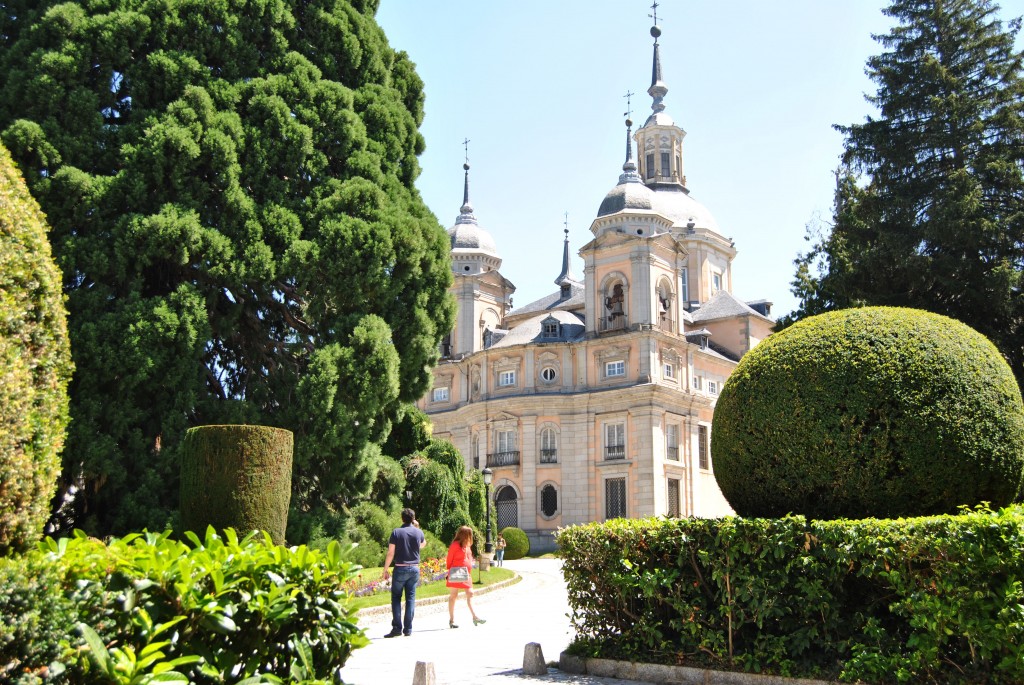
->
xmin=540 ymin=367 xmax=557 ymax=383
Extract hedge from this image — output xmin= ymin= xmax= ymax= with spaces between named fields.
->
xmin=712 ymin=307 xmax=1024 ymax=519
xmin=557 ymin=507 xmax=1024 ymax=684
xmin=0 ymin=528 xmax=367 ymax=683
xmin=500 ymin=526 xmax=529 ymax=560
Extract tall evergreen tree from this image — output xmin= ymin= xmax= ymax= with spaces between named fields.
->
xmin=0 ymin=0 xmax=455 ymax=537
xmin=786 ymin=0 xmax=1024 ymax=387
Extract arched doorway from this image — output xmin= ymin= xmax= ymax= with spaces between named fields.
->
xmin=495 ymin=485 xmax=519 ymax=530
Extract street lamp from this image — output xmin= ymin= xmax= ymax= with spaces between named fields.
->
xmin=482 ymin=467 xmax=494 ymax=555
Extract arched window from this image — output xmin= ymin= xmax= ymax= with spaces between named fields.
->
xmin=540 ymin=428 xmax=557 ymax=464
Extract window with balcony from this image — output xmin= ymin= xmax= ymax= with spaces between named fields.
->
xmin=540 ymin=428 xmax=558 ymax=464
xmin=488 ymin=429 xmax=520 ymax=467
xmin=666 ymin=424 xmax=679 ymax=461
xmin=605 ymin=422 xmax=625 ymax=460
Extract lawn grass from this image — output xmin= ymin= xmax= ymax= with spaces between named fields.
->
xmin=350 ymin=566 xmax=517 ymax=611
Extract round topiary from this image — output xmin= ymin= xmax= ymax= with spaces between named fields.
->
xmin=0 ymin=143 xmax=72 ymax=554
xmin=712 ymin=307 xmax=1024 ymax=520
xmin=500 ymin=526 xmax=530 ymax=560
xmin=180 ymin=425 xmax=294 ymax=544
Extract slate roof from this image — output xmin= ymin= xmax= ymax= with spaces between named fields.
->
xmin=507 ymin=284 xmax=585 ymax=318
xmin=691 ymin=290 xmax=774 ymax=323
xmin=490 ymin=310 xmax=586 ymax=349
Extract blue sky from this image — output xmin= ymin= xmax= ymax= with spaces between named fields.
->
xmin=376 ymin=1 xmax=1024 ymax=318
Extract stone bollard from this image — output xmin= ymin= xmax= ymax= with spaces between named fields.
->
xmin=523 ymin=642 xmax=547 ymax=675
xmin=412 ymin=661 xmax=436 ymax=685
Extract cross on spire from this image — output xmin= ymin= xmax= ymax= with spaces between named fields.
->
xmin=563 ymin=211 xmax=569 ymax=237
xmin=462 ymin=137 xmax=470 ymax=165
xmin=649 ymin=1 xmax=659 ymax=27
xmin=623 ymin=90 xmax=635 ymax=121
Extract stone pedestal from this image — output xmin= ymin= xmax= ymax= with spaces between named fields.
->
xmin=479 ymin=552 xmax=494 ymax=571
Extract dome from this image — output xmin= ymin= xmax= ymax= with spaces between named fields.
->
xmin=448 ymin=216 xmax=498 ymax=256
xmin=649 ymin=186 xmax=720 ymax=232
xmin=597 ymin=180 xmax=656 ymax=217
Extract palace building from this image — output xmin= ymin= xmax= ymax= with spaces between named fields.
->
xmin=416 ymin=20 xmax=775 ymax=552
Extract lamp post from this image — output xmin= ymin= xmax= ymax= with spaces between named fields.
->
xmin=482 ymin=468 xmax=494 ymax=555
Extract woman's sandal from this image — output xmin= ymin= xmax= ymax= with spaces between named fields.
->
xmin=473 ymin=617 xmax=487 ymax=626
xmin=449 ymin=621 xmax=458 ymax=629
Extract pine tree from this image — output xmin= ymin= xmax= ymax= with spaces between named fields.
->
xmin=786 ymin=0 xmax=1024 ymax=387
xmin=0 ymin=0 xmax=455 ymax=537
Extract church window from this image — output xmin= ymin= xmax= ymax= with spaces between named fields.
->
xmin=698 ymin=425 xmax=710 ymax=470
xmin=605 ymin=423 xmax=626 ymax=459
xmin=661 ymin=152 xmax=671 ymax=178
xmin=540 ymin=428 xmax=558 ymax=463
xmin=605 ymin=360 xmax=625 ymax=378
xmin=432 ymin=387 xmax=449 ymax=402
xmin=605 ymin=478 xmax=627 ymax=519
xmin=645 ymin=153 xmax=655 ymax=179
xmin=498 ymin=370 xmax=516 ymax=387
xmin=540 ymin=367 xmax=557 ymax=383
xmin=540 ymin=484 xmax=559 ymax=518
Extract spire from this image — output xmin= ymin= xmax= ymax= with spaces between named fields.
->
xmin=648 ymin=22 xmax=668 ymax=115
xmin=555 ymin=215 xmax=580 ymax=288
xmin=618 ymin=115 xmax=642 ymax=184
xmin=455 ymin=139 xmax=477 ymax=225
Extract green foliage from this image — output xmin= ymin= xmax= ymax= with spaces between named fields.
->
xmin=180 ymin=425 xmax=294 ymax=544
xmin=558 ymin=507 xmax=1024 ymax=684
xmin=0 ymin=0 xmax=455 ymax=538
xmin=786 ymin=0 xmax=1024 ymax=389
xmin=0 ymin=553 xmax=76 ymax=683
xmin=421 ymin=529 xmax=447 ymax=561
xmin=500 ymin=527 xmax=529 ymax=560
xmin=713 ymin=307 xmax=1024 ymax=519
xmin=466 ymin=469 xmax=494 ymax=542
xmin=0 ymin=528 xmax=368 ymax=683
xmin=366 ymin=452 xmax=406 ymax=514
xmin=404 ymin=438 xmax=472 ymax=544
xmin=0 ymin=142 xmax=72 ymax=554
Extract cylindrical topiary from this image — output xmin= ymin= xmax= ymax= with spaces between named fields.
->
xmin=0 ymin=143 xmax=73 ymax=554
xmin=500 ymin=526 xmax=530 ymax=560
xmin=180 ymin=425 xmax=293 ymax=544
xmin=712 ymin=307 xmax=1024 ymax=519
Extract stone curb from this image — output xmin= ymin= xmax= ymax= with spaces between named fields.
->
xmin=356 ymin=572 xmax=523 ymax=619
xmin=559 ymin=652 xmax=837 ymax=685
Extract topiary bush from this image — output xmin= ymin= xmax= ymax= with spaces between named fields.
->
xmin=0 ymin=142 xmax=73 ymax=554
xmin=500 ymin=526 xmax=530 ymax=560
xmin=713 ymin=307 xmax=1024 ymax=519
xmin=180 ymin=425 xmax=294 ymax=544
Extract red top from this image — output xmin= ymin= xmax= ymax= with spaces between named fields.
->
xmin=446 ymin=541 xmax=473 ymax=589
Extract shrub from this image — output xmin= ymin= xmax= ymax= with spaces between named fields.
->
xmin=422 ymin=530 xmax=447 ymax=560
xmin=0 ymin=143 xmax=73 ymax=554
xmin=180 ymin=425 xmax=294 ymax=544
xmin=404 ymin=455 xmax=469 ymax=544
xmin=0 ymin=528 xmax=368 ymax=682
xmin=713 ymin=307 xmax=1024 ymax=519
xmin=500 ymin=527 xmax=529 ymax=560
xmin=557 ymin=507 xmax=1024 ymax=684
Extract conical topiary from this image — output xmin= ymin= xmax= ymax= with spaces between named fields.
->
xmin=180 ymin=425 xmax=293 ymax=544
xmin=0 ymin=143 xmax=72 ymax=553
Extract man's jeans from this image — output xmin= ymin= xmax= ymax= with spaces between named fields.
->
xmin=391 ymin=566 xmax=420 ymax=635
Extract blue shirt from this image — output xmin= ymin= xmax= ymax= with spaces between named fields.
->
xmin=389 ymin=524 xmax=425 ymax=565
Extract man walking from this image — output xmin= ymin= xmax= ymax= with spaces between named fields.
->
xmin=381 ymin=508 xmax=426 ymax=637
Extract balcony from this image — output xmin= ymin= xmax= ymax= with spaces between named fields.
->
xmin=666 ymin=446 xmax=679 ymax=461
xmin=600 ymin=316 xmax=628 ymax=332
xmin=487 ymin=451 xmax=520 ymax=467
xmin=540 ymin=449 xmax=558 ymax=464
xmin=605 ymin=445 xmax=626 ymax=460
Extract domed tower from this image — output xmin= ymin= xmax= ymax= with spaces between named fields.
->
xmin=446 ymin=161 xmax=515 ymax=357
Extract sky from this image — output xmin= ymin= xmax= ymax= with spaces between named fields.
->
xmin=376 ymin=0 xmax=1024 ymax=319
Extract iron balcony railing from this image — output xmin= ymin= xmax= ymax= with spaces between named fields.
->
xmin=605 ymin=445 xmax=626 ymax=460
xmin=487 ymin=451 xmax=520 ymax=467
xmin=666 ymin=446 xmax=679 ymax=461
xmin=540 ymin=449 xmax=558 ymax=464
xmin=600 ymin=316 xmax=627 ymax=332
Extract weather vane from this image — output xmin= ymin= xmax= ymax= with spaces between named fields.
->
xmin=649 ymin=1 xmax=659 ymax=26
xmin=563 ymin=211 xmax=569 ymax=236
xmin=462 ymin=137 xmax=470 ymax=165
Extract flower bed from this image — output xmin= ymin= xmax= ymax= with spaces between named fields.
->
xmin=345 ymin=557 xmax=449 ymax=597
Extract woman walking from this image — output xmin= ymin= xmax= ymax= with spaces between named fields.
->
xmin=446 ymin=526 xmax=486 ymax=628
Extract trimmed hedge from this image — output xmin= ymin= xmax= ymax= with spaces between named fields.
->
xmin=0 ymin=142 xmax=72 ymax=554
xmin=0 ymin=528 xmax=367 ymax=683
xmin=557 ymin=508 xmax=1024 ymax=684
xmin=180 ymin=424 xmax=293 ymax=544
xmin=712 ymin=307 xmax=1024 ymax=519
xmin=500 ymin=526 xmax=529 ymax=560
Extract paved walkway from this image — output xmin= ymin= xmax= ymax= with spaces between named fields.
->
xmin=340 ymin=558 xmax=652 ymax=685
